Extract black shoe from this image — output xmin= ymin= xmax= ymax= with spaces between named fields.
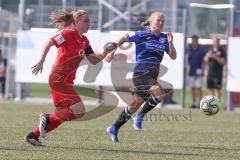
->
xmin=24 ymin=132 xmax=44 ymax=146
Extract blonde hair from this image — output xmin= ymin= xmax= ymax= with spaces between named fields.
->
xmin=50 ymin=9 xmax=88 ymax=30
xmin=141 ymin=11 xmax=165 ymax=28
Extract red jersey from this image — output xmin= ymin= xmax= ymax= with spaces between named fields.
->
xmin=50 ymin=29 xmax=93 ymax=83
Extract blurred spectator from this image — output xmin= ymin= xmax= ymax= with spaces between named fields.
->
xmin=204 ymin=37 xmax=226 ymax=99
xmin=188 ymin=35 xmax=206 ymax=109
xmin=0 ymin=48 xmax=7 ymax=99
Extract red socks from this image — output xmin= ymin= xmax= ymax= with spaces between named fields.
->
xmin=45 ymin=113 xmax=61 ymax=133
xmin=33 ymin=107 xmax=76 ymax=138
xmin=33 ymin=113 xmax=61 ymax=138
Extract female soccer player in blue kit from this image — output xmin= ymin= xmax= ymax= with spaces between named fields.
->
xmin=105 ymin=11 xmax=177 ymax=143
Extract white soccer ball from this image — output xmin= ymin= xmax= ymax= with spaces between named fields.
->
xmin=200 ymin=95 xmax=220 ymax=115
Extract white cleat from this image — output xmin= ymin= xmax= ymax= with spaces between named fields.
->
xmin=39 ymin=113 xmax=49 ymax=138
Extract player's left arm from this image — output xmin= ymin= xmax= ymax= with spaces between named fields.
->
xmin=32 ymin=39 xmax=53 ymax=75
xmin=85 ymin=43 xmax=117 ymax=65
xmin=167 ymin=32 xmax=177 ymax=60
xmin=210 ymin=51 xmax=225 ymax=65
xmin=104 ymin=35 xmax=129 ymax=62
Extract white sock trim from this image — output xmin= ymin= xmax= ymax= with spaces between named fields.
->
xmin=124 ymin=107 xmax=132 ymax=116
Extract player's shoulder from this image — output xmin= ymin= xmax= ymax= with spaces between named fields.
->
xmin=219 ymin=47 xmax=226 ymax=56
xmin=159 ymin=32 xmax=167 ymax=38
xmin=81 ymin=34 xmax=90 ymax=43
xmin=134 ymin=29 xmax=152 ymax=37
xmin=158 ymin=33 xmax=168 ymax=44
xmin=81 ymin=34 xmax=88 ymax=40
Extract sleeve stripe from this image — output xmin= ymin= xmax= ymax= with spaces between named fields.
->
xmin=85 ymin=46 xmax=94 ymax=55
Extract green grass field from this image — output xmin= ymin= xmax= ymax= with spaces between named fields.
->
xmin=0 ymin=100 xmax=240 ymax=160
xmin=30 ymin=84 xmax=226 ymax=108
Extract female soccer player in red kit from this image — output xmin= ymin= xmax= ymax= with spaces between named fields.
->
xmin=24 ymin=9 xmax=116 ymax=146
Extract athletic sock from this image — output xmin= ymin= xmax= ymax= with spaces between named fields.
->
xmin=113 ymin=107 xmax=132 ymax=130
xmin=33 ymin=127 xmax=40 ymax=138
xmin=138 ymin=95 xmax=160 ymax=116
xmin=32 ymin=113 xmax=61 ymax=138
xmin=45 ymin=113 xmax=61 ymax=133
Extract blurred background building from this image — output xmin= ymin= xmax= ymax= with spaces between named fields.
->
xmin=0 ymin=0 xmax=239 ymax=109
xmin=0 ymin=0 xmax=239 ymax=34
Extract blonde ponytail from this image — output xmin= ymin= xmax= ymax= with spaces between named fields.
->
xmin=50 ymin=10 xmax=74 ymax=30
xmin=141 ymin=20 xmax=150 ymax=28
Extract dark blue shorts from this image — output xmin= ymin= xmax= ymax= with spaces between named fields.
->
xmin=131 ymin=64 xmax=159 ymax=100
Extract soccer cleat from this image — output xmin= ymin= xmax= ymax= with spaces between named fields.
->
xmin=39 ymin=113 xmax=49 ymax=138
xmin=106 ymin=125 xmax=119 ymax=143
xmin=24 ymin=132 xmax=44 ymax=147
xmin=133 ymin=114 xmax=144 ymax=131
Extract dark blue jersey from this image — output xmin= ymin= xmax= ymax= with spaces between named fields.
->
xmin=188 ymin=46 xmax=205 ymax=76
xmin=128 ymin=29 xmax=169 ymax=64
xmin=127 ymin=29 xmax=169 ymax=76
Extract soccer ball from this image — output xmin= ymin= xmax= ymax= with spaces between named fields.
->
xmin=200 ymin=95 xmax=220 ymax=115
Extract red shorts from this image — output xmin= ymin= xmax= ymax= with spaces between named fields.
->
xmin=49 ymin=71 xmax=81 ymax=108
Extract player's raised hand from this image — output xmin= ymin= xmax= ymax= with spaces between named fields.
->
xmin=105 ymin=51 xmax=116 ymax=62
xmin=31 ymin=61 xmax=44 ymax=76
xmin=103 ymin=42 xmax=118 ymax=62
xmin=167 ymin=32 xmax=173 ymax=43
xmin=104 ymin=42 xmax=118 ymax=53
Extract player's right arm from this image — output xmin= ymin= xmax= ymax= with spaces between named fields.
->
xmin=31 ymin=39 xmax=53 ymax=75
xmin=116 ymin=35 xmax=129 ymax=46
xmin=105 ymin=35 xmax=129 ymax=62
xmin=166 ymin=32 xmax=177 ymax=60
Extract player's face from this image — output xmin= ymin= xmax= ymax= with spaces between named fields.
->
xmin=191 ymin=38 xmax=198 ymax=48
xmin=75 ymin=14 xmax=90 ymax=33
xmin=150 ymin=15 xmax=165 ymax=34
xmin=212 ymin=37 xmax=220 ymax=48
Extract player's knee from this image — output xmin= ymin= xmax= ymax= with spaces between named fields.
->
xmin=129 ymin=98 xmax=135 ymax=106
xmin=71 ymin=106 xmax=86 ymax=119
xmin=56 ymin=106 xmax=86 ymax=122
xmin=74 ymin=109 xmax=86 ymax=119
xmin=150 ymin=85 xmax=165 ymax=101
xmin=150 ymin=85 xmax=160 ymax=93
xmin=155 ymin=91 xmax=166 ymax=102
xmin=70 ymin=102 xmax=85 ymax=115
xmin=128 ymin=96 xmax=144 ymax=113
xmin=57 ymin=109 xmax=76 ymax=121
xmin=128 ymin=99 xmax=137 ymax=112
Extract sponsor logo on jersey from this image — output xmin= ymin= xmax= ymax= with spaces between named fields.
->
xmin=146 ymin=42 xmax=166 ymax=51
xmin=55 ymin=34 xmax=65 ymax=45
xmin=159 ymin=37 xmax=166 ymax=44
